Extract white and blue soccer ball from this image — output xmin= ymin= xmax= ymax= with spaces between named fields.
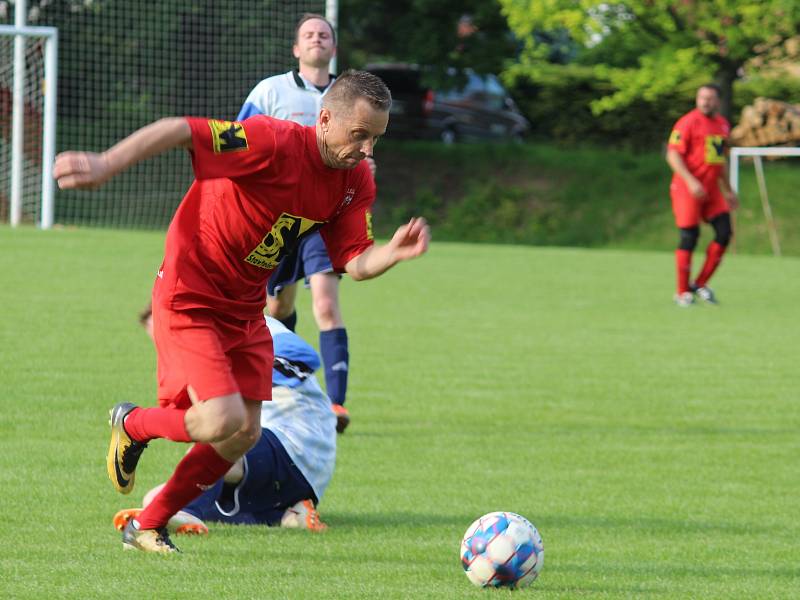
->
xmin=460 ymin=511 xmax=544 ymax=589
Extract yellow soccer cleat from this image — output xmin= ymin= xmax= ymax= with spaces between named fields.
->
xmin=121 ymin=519 xmax=180 ymax=554
xmin=106 ymin=402 xmax=148 ymax=495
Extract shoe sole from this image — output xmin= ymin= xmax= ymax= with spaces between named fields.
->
xmin=175 ymin=523 xmax=209 ymax=536
xmin=121 ymin=539 xmax=180 ymax=553
xmin=107 ymin=405 xmax=135 ymax=495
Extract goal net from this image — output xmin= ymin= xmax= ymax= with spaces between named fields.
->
xmin=2 ymin=0 xmax=326 ymax=229
xmin=729 ymin=146 xmax=800 ymax=257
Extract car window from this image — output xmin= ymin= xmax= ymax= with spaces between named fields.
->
xmin=484 ymin=75 xmax=506 ymax=97
xmin=463 ymin=73 xmax=485 ymax=97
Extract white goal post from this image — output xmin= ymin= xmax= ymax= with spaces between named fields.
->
xmin=0 ymin=23 xmax=57 ymax=229
xmin=729 ymin=146 xmax=800 ymax=257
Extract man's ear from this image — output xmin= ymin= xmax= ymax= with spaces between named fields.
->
xmin=319 ymin=107 xmax=332 ymax=132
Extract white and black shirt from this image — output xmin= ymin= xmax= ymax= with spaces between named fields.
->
xmin=237 ymin=70 xmax=335 ymax=126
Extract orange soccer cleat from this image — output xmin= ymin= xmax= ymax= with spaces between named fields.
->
xmin=280 ymin=499 xmax=328 ymax=532
xmin=331 ymin=403 xmax=350 ymax=433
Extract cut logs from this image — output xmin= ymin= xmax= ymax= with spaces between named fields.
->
xmin=730 ymin=97 xmax=800 ymax=147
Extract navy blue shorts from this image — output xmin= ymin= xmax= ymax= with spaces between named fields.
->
xmin=267 ymin=232 xmax=338 ymax=297
xmin=182 ymin=429 xmax=316 ymax=526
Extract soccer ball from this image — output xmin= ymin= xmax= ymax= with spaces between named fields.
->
xmin=460 ymin=511 xmax=544 ymax=588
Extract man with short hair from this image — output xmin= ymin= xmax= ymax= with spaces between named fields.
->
xmin=666 ymin=84 xmax=739 ymax=307
xmin=239 ymin=14 xmax=365 ymax=433
xmin=113 ymin=308 xmax=335 ymax=535
xmin=54 ymin=69 xmax=430 ymax=553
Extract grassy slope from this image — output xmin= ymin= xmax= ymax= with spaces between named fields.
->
xmin=375 ymin=142 xmax=800 ymax=256
xmin=0 ymin=227 xmax=798 ymax=598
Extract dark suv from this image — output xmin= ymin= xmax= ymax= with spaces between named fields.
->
xmin=365 ymin=63 xmax=529 ymax=143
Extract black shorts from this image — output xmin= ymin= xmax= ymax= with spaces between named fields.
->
xmin=181 ymin=428 xmax=315 ymax=525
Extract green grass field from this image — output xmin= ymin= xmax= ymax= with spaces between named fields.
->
xmin=1 ymin=226 xmax=798 ymax=598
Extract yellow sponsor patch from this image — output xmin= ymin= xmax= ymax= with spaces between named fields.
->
xmin=245 ymin=213 xmax=323 ymax=269
xmin=208 ymin=120 xmax=248 ymax=153
xmin=705 ymin=135 xmax=726 ymax=164
xmin=668 ymin=129 xmax=682 ymax=145
xmin=365 ymin=211 xmax=374 ymax=241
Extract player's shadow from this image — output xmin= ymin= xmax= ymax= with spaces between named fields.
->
xmin=325 ymin=510 xmax=477 ymax=529
xmin=547 ymin=561 xmax=799 ymax=584
xmin=540 ymin=513 xmax=790 ymax=536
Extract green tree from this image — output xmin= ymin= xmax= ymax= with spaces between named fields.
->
xmin=339 ymin=0 xmax=517 ymax=84
xmin=499 ymin=0 xmax=800 ymax=119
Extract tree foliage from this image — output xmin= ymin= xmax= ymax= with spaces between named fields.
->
xmin=338 ymin=0 xmax=517 ymax=86
xmin=498 ymin=0 xmax=800 ymax=118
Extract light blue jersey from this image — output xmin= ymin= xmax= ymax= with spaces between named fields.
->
xmin=238 ymin=70 xmax=333 ymax=125
xmin=268 ymin=316 xmax=321 ymax=388
xmin=263 ymin=317 xmax=336 ymax=501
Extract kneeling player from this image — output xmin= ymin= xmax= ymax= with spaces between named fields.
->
xmin=114 ymin=308 xmax=336 ymax=535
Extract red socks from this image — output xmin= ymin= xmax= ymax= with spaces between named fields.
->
xmin=675 ymin=249 xmax=692 ymax=294
xmin=124 ymin=406 xmax=192 ymax=443
xmin=694 ymin=241 xmax=726 ymax=288
xmin=136 ymin=443 xmax=233 ymax=529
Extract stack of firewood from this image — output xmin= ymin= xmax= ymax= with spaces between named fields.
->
xmin=730 ymin=97 xmax=800 ymax=147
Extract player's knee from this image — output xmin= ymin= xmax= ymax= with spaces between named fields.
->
xmin=269 ymin=298 xmax=295 ymax=320
xmin=222 ymin=419 xmax=261 ymax=456
xmin=196 ymin=399 xmax=247 ymax=441
xmin=678 ymin=227 xmax=699 ymax=251
xmin=712 ymin=213 xmax=732 ymax=246
xmin=242 ymin=421 xmax=262 ymax=451
xmin=312 ymin=295 xmax=341 ymax=327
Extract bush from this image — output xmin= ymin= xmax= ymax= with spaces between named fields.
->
xmin=504 ymin=63 xmax=800 ymax=149
xmin=504 ymin=64 xmax=692 ymax=150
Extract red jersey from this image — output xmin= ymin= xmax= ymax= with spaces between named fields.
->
xmin=667 ymin=108 xmax=730 ymax=187
xmin=153 ymin=116 xmax=376 ymax=319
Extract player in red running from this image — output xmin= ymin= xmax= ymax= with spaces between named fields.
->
xmin=666 ymin=83 xmax=739 ymax=307
xmin=54 ymin=70 xmax=430 ymax=553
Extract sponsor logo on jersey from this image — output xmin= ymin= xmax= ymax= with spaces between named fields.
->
xmin=245 ymin=213 xmax=323 ymax=269
xmin=342 ymin=187 xmax=356 ymax=208
xmin=668 ymin=129 xmax=682 ymax=145
xmin=208 ymin=120 xmax=249 ymax=153
xmin=365 ymin=210 xmax=374 ymax=241
xmin=705 ymin=135 xmax=726 ymax=164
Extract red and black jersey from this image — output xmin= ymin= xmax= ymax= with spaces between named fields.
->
xmin=667 ymin=108 xmax=730 ymax=187
xmin=154 ymin=116 xmax=375 ymax=319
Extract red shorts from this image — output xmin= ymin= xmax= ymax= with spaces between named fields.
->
xmin=152 ymin=305 xmax=273 ymax=408
xmin=670 ymin=179 xmax=729 ymax=228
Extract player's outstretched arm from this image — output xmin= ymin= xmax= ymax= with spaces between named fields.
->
xmin=54 ymin=117 xmax=192 ymax=190
xmin=344 ymin=217 xmax=430 ymax=281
